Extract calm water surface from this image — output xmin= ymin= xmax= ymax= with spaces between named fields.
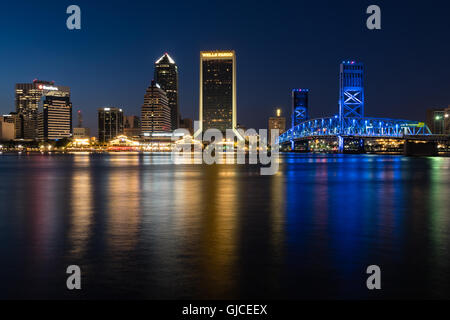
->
xmin=0 ymin=153 xmax=449 ymax=299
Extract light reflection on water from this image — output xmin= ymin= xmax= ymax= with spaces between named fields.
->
xmin=0 ymin=153 xmax=449 ymax=299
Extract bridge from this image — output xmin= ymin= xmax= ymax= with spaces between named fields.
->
xmin=278 ymin=117 xmax=450 ymax=155
xmin=278 ymin=60 xmax=449 ymax=155
xmin=279 ymin=116 xmax=431 ymax=142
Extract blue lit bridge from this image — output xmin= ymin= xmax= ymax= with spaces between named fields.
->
xmin=279 ymin=60 xmax=449 ymax=155
xmin=279 ymin=116 xmax=431 ymax=141
xmin=278 ymin=116 xmax=444 ymax=155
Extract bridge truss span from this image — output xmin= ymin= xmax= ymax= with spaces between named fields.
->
xmin=279 ymin=117 xmax=432 ymax=144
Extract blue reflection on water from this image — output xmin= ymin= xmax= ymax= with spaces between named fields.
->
xmin=0 ymin=153 xmax=449 ymax=299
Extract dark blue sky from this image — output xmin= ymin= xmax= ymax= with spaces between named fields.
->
xmin=0 ymin=0 xmax=449 ymax=133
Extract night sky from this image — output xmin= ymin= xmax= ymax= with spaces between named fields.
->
xmin=0 ymin=0 xmax=449 ymax=134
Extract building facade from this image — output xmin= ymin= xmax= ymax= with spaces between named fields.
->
xmin=268 ymin=108 xmax=286 ymax=143
xmin=37 ymin=85 xmax=72 ymax=141
xmin=292 ymin=89 xmax=309 ymax=127
xmin=339 ymin=61 xmax=364 ymax=120
xmin=15 ymin=80 xmax=59 ymax=139
xmin=426 ymin=107 xmax=450 ymax=134
xmin=98 ymin=107 xmax=124 ymax=142
xmin=154 ymin=53 xmax=179 ymax=131
xmin=180 ymin=118 xmax=194 ymax=135
xmin=198 ymin=50 xmax=236 ymax=134
xmin=1 ymin=113 xmax=22 ymax=139
xmin=0 ymin=116 xmax=15 ymax=141
xmin=73 ymin=127 xmax=91 ymax=139
xmin=141 ymin=80 xmax=171 ymax=135
xmin=124 ymin=115 xmax=141 ymax=138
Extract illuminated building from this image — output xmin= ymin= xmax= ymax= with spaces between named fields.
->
xmin=73 ymin=127 xmax=91 ymax=139
xmin=268 ymin=108 xmax=286 ymax=143
xmin=124 ymin=115 xmax=141 ymax=138
xmin=179 ymin=117 xmax=193 ymax=135
xmin=73 ymin=110 xmax=90 ymax=139
xmin=15 ymin=80 xmax=58 ymax=139
xmin=0 ymin=116 xmax=15 ymax=141
xmin=107 ymin=135 xmax=140 ymax=151
xmin=155 ymin=53 xmax=179 ymax=131
xmin=426 ymin=106 xmax=450 ymax=134
xmin=339 ymin=61 xmax=364 ymax=121
xmin=1 ymin=113 xmax=22 ymax=139
xmin=98 ymin=107 xmax=124 ymax=142
xmin=292 ymin=89 xmax=309 ymax=127
xmin=197 ymin=50 xmax=237 ymax=135
xmin=141 ymin=80 xmax=171 ymax=135
xmin=37 ymin=85 xmax=72 ymax=141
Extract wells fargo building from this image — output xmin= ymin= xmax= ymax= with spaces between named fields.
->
xmin=198 ymin=51 xmax=236 ymax=134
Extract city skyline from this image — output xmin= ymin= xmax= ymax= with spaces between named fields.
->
xmin=1 ymin=1 xmax=449 ymax=136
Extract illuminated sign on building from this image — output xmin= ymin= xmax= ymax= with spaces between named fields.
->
xmin=201 ymin=52 xmax=234 ymax=58
xmin=38 ymin=84 xmax=59 ymax=91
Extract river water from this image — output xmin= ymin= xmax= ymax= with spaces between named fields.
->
xmin=0 ymin=153 xmax=449 ymax=299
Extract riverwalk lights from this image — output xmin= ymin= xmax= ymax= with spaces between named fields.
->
xmin=173 ymin=123 xmax=280 ymax=176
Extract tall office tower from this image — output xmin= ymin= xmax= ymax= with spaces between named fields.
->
xmin=37 ymin=85 xmax=72 ymax=140
xmin=198 ymin=50 xmax=236 ymax=135
xmin=15 ymin=80 xmax=58 ymax=139
xmin=292 ymin=89 xmax=309 ymax=127
xmin=154 ymin=53 xmax=179 ymax=131
xmin=124 ymin=115 xmax=141 ymax=138
xmin=141 ymin=80 xmax=171 ymax=135
xmin=98 ymin=107 xmax=124 ymax=142
xmin=339 ymin=61 xmax=364 ymax=121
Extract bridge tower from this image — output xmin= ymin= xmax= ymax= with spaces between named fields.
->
xmin=339 ymin=61 xmax=364 ymax=125
xmin=291 ymin=89 xmax=309 ymax=128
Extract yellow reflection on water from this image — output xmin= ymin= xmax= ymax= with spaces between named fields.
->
xmin=198 ymin=165 xmax=239 ymax=298
xmin=69 ymin=154 xmax=93 ymax=259
xmin=106 ymin=155 xmax=141 ymax=254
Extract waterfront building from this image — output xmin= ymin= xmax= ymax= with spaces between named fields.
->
xmin=339 ymin=61 xmax=364 ymax=120
xmin=15 ymin=80 xmax=60 ymax=139
xmin=268 ymin=108 xmax=286 ymax=143
xmin=0 ymin=116 xmax=15 ymax=141
xmin=37 ymin=85 xmax=72 ymax=141
xmin=141 ymin=80 xmax=171 ymax=135
xmin=1 ymin=113 xmax=22 ymax=139
xmin=197 ymin=50 xmax=237 ymax=135
xmin=155 ymin=53 xmax=179 ymax=131
xmin=98 ymin=107 xmax=124 ymax=142
xmin=292 ymin=89 xmax=309 ymax=127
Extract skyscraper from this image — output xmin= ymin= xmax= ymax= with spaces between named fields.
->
xmin=268 ymin=108 xmax=286 ymax=144
xmin=141 ymin=80 xmax=171 ymax=135
xmin=339 ymin=61 xmax=364 ymax=120
xmin=15 ymin=80 xmax=57 ymax=139
xmin=98 ymin=107 xmax=124 ymax=142
xmin=198 ymin=50 xmax=236 ymax=135
xmin=292 ymin=89 xmax=309 ymax=127
xmin=154 ymin=53 xmax=179 ymax=131
xmin=37 ymin=85 xmax=72 ymax=140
